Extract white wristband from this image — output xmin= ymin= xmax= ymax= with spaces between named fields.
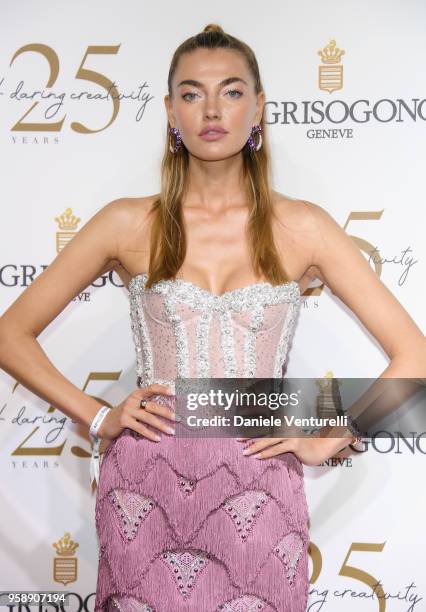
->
xmin=89 ymin=405 xmax=111 ymax=440
xmin=89 ymin=405 xmax=111 ymax=487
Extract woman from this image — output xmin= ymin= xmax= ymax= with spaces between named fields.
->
xmin=1 ymin=23 xmax=425 ymax=612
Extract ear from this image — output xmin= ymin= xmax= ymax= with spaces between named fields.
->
xmin=164 ymin=94 xmax=176 ymax=128
xmin=255 ymin=90 xmax=266 ymax=124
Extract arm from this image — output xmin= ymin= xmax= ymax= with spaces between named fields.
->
xmin=0 ymin=198 xmax=133 ymax=429
xmin=305 ymin=199 xmax=426 ymax=457
xmin=241 ymin=199 xmax=426 ymax=464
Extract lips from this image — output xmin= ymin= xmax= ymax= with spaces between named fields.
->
xmin=199 ymin=125 xmax=227 ymax=136
xmin=199 ymin=131 xmax=227 ymax=141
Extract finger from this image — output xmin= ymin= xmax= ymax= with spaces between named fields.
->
xmin=147 ymin=402 xmax=178 ymax=426
xmin=128 ymin=404 xmax=175 ymax=435
xmin=242 ymin=437 xmax=287 ymax=456
xmin=121 ymin=410 xmax=163 ymax=442
xmin=130 ymin=419 xmax=162 ymax=442
xmin=139 ymin=383 xmax=174 ymax=396
xmin=146 ymin=392 xmax=176 ymax=410
xmin=135 ymin=395 xmax=176 ymax=422
xmin=252 ymin=439 xmax=294 ymax=459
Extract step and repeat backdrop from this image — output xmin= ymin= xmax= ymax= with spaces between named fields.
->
xmin=1 ymin=1 xmax=425 ymax=611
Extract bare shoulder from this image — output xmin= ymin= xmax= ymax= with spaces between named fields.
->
xmin=114 ymin=194 xmax=158 ymax=222
xmin=271 ymin=191 xmax=325 ymax=284
xmin=100 ymin=194 xmax=158 ymax=274
xmin=111 ymin=193 xmax=160 ymax=282
xmin=271 ymin=191 xmax=323 ymax=234
xmin=101 ymin=194 xmax=156 ymax=238
xmin=0 ymin=194 xmax=157 ymax=338
xmin=275 ymin=194 xmax=426 ymax=363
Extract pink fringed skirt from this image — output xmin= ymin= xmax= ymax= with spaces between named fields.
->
xmin=94 ymin=394 xmax=310 ymax=612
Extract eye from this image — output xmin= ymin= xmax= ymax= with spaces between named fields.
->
xmin=182 ymin=89 xmax=243 ymax=102
xmin=226 ymin=89 xmax=243 ymax=98
xmin=182 ymin=92 xmax=198 ymax=101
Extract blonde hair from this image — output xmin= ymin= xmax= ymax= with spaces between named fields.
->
xmin=145 ymin=23 xmax=290 ymax=288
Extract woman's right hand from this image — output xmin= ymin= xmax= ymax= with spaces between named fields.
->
xmin=97 ymin=383 xmax=176 ymax=441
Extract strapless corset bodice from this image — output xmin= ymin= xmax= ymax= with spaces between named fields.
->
xmin=128 ymin=273 xmax=301 ymax=390
xmin=129 ymin=273 xmax=301 ymax=389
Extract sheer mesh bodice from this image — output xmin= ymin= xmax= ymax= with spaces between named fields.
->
xmin=129 ymin=273 xmax=302 ymax=387
xmin=93 ymin=273 xmax=310 ymax=612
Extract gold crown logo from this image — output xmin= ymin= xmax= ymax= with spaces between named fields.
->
xmin=54 ymin=208 xmax=81 ymax=231
xmin=317 ymin=39 xmax=345 ymax=93
xmin=52 ymin=532 xmax=79 ymax=557
xmin=317 ymin=370 xmax=335 ymax=391
xmin=317 ymin=39 xmax=345 ymax=64
xmin=315 ymin=370 xmax=335 ymax=393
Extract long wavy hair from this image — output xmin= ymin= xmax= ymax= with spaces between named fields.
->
xmin=145 ymin=23 xmax=290 ymax=289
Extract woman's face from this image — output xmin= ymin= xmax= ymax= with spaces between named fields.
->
xmin=165 ymin=47 xmax=265 ymax=161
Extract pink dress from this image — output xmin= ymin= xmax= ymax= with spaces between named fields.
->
xmin=94 ymin=273 xmax=310 ymax=612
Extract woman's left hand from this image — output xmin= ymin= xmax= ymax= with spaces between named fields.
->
xmin=236 ymin=435 xmax=348 ymax=466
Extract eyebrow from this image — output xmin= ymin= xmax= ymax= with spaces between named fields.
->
xmin=176 ymin=76 xmax=248 ymax=89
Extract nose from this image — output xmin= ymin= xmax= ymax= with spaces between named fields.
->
xmin=204 ymin=96 xmax=221 ymax=120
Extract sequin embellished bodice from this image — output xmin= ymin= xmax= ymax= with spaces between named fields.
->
xmin=128 ymin=273 xmax=301 ymax=389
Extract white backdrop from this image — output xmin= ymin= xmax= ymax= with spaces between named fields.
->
xmin=1 ymin=1 xmax=425 ymax=611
